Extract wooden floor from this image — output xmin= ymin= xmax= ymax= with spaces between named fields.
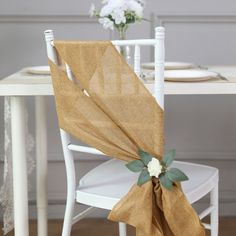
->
xmin=1 ymin=217 xmax=236 ymax=236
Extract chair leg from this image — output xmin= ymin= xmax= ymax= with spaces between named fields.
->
xmin=210 ymin=184 xmax=219 ymax=236
xmin=61 ymin=198 xmax=75 ymax=236
xmin=119 ymin=222 xmax=127 ymax=236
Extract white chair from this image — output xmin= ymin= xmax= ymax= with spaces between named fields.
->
xmin=44 ymin=27 xmax=219 ymax=236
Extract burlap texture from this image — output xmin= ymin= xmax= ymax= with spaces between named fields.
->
xmin=49 ymin=41 xmax=205 ymax=236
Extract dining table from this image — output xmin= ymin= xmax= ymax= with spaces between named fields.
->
xmin=1 ymin=65 xmax=236 ymax=236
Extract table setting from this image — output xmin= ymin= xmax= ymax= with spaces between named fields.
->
xmin=14 ymin=61 xmax=230 ymax=83
xmin=141 ymin=61 xmax=228 ymax=82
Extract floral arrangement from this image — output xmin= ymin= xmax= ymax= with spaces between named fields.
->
xmin=126 ymin=149 xmax=189 ymax=190
xmin=89 ymin=0 xmax=146 ymax=39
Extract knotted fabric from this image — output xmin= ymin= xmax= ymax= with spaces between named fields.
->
xmin=49 ymin=41 xmax=205 ymax=236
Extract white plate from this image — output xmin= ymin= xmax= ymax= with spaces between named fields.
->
xmin=25 ymin=66 xmax=50 ymax=75
xmin=141 ymin=69 xmax=218 ymax=82
xmin=142 ymin=62 xmax=196 ymax=70
xmin=164 ymin=70 xmax=218 ymax=82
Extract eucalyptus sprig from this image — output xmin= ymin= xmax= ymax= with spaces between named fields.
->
xmin=126 ymin=149 xmax=189 ymax=190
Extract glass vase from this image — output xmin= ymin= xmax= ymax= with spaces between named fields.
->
xmin=116 ymin=26 xmax=132 ymax=66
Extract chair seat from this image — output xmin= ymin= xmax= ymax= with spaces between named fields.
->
xmin=76 ymin=159 xmax=218 ymax=210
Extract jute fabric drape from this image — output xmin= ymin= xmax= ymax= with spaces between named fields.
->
xmin=49 ymin=41 xmax=205 ymax=236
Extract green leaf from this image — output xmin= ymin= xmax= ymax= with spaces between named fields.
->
xmin=162 ymin=149 xmax=176 ymax=167
xmin=138 ymin=149 xmax=152 ymax=165
xmin=159 ymin=173 xmax=173 ymax=190
xmin=166 ymin=168 xmax=189 ymax=182
xmin=137 ymin=169 xmax=151 ymax=186
xmin=126 ymin=160 xmax=144 ymax=172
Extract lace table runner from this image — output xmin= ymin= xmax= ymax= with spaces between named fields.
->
xmin=0 ymin=97 xmax=35 ymax=234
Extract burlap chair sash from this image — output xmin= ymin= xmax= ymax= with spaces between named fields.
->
xmin=49 ymin=41 xmax=205 ymax=236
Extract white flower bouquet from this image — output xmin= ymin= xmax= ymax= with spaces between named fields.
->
xmin=89 ymin=0 xmax=146 ymax=39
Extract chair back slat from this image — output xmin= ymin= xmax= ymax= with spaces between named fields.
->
xmin=68 ymin=144 xmax=106 ymax=155
xmin=112 ymin=39 xmax=156 ymax=45
xmin=154 ymin=27 xmax=165 ymax=109
xmin=134 ymin=44 xmax=141 ymax=77
xmin=65 ymin=63 xmax=74 ymax=81
xmin=44 ymin=30 xmax=58 ymax=65
xmin=115 ymin=45 xmax=121 ymax=53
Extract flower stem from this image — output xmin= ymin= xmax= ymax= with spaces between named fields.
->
xmin=116 ymin=25 xmax=128 ymax=40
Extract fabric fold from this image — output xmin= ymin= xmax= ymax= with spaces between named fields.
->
xmin=49 ymin=40 xmax=205 ymax=236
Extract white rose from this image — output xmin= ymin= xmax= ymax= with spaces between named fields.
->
xmin=111 ymin=8 xmax=126 ymax=24
xmin=108 ymin=0 xmax=126 ymax=9
xmin=147 ymin=158 xmax=162 ymax=178
xmin=98 ymin=17 xmax=114 ymax=30
xmin=127 ymin=0 xmax=144 ymax=17
xmin=100 ymin=4 xmax=113 ymax=17
xmin=100 ymin=0 xmax=126 ymax=17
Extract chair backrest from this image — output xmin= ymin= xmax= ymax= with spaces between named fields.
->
xmin=44 ymin=27 xmax=165 ymax=190
xmin=44 ymin=27 xmax=165 ymax=108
